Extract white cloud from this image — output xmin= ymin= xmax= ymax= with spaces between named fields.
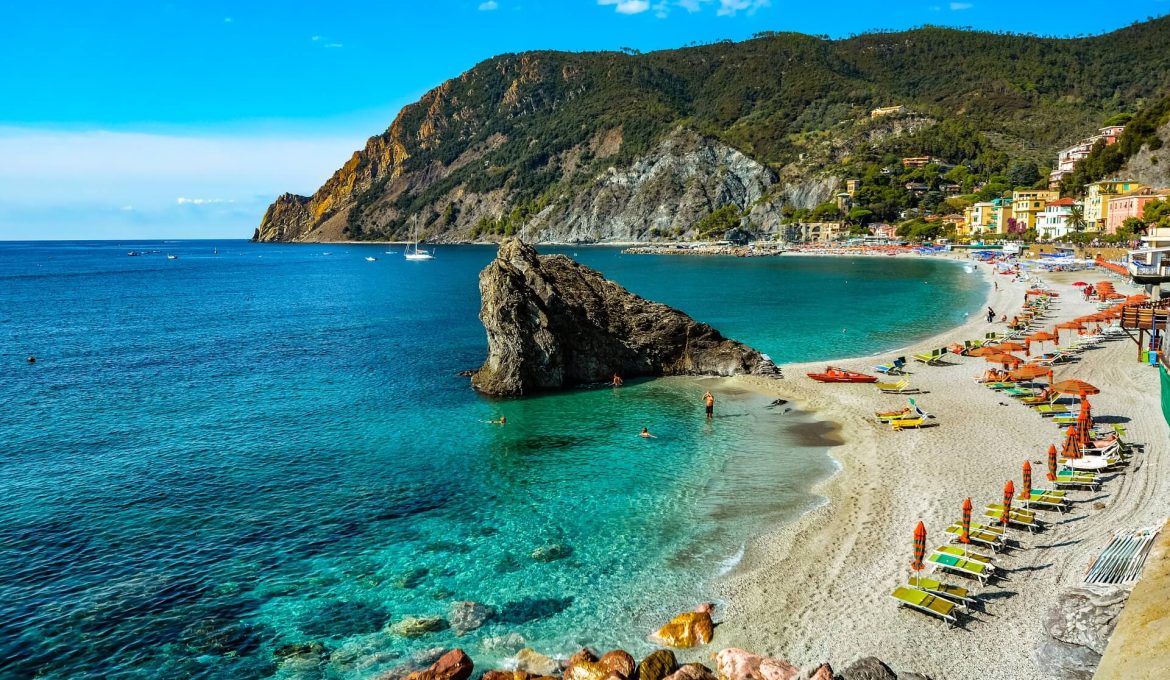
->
xmin=598 ymin=0 xmax=651 ymax=14
xmin=949 ymin=1 xmax=973 ymax=9
xmin=121 ymin=205 xmax=135 ymax=211
xmin=678 ymin=0 xmax=702 ymax=10
xmin=716 ymin=0 xmax=769 ymax=16
xmin=311 ymin=35 xmax=321 ymax=41
xmin=223 ymin=17 xmax=233 ymax=23
xmin=177 ymin=197 xmax=234 ymax=205
xmin=478 ymin=0 xmax=498 ymax=9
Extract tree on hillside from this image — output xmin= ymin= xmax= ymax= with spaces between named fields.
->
xmin=1143 ymin=199 xmax=1170 ymax=228
xmin=1006 ymin=160 xmax=1041 ymax=188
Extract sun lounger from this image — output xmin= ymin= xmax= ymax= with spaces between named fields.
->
xmin=1052 ymin=472 xmax=1100 ymax=490
xmin=875 ymin=379 xmax=919 ymax=394
xmin=984 ymin=504 xmax=1042 ymax=532
xmin=890 ymin=586 xmax=958 ymax=626
xmin=874 ymin=356 xmax=907 ymax=375
xmin=912 ymin=348 xmax=948 ymax=365
xmin=927 ymin=551 xmax=991 ymax=585
xmin=890 ymin=417 xmax=930 ymax=430
xmin=1034 ymin=404 xmax=1071 ymax=416
xmin=1004 ymin=387 xmax=1039 ymax=398
xmin=944 ymin=524 xmax=1006 ymax=551
xmin=1019 ymin=491 xmax=1069 ymax=513
xmin=934 ymin=545 xmax=996 ymax=567
xmin=983 ymin=381 xmax=1017 ymax=389
xmin=909 ymin=577 xmax=977 ymax=610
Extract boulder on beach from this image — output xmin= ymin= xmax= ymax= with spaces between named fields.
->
xmin=662 ymin=664 xmax=717 ymax=680
xmin=390 ymin=616 xmax=449 ymax=638
xmin=471 ymin=239 xmax=778 ymax=396
xmin=599 ymin=650 xmax=636 ymax=680
xmin=635 ymin=649 xmax=679 ymax=680
xmin=837 ymin=657 xmax=896 ymax=680
xmin=405 ymin=649 xmax=474 ymax=680
xmin=650 ymin=605 xmax=715 ymax=648
xmin=515 ymin=648 xmax=560 ymax=677
xmin=714 ymin=648 xmax=799 ymax=680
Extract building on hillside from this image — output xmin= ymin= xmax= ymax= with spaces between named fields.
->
xmin=1105 ymin=189 xmax=1170 ymax=234
xmin=870 ymin=223 xmax=897 ymax=240
xmin=785 ymin=222 xmax=844 ymax=243
xmin=1086 ymin=180 xmax=1145 ymax=230
xmin=1010 ymin=189 xmax=1060 ymax=230
xmin=904 ymin=182 xmax=929 ymax=195
xmin=845 ymin=179 xmax=861 ymax=196
xmin=963 ymin=201 xmax=997 ymax=235
xmin=835 ymin=191 xmax=853 ymax=211
xmin=1038 ymin=197 xmax=1079 ymax=240
xmin=992 ymin=197 xmax=1014 ymax=235
xmin=901 ymin=156 xmax=937 ymax=169
xmin=941 ymin=183 xmax=962 ymax=195
xmin=1048 ymin=125 xmax=1128 ymax=188
xmin=871 ymin=105 xmax=906 ymax=118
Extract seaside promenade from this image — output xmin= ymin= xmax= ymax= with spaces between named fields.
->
xmin=716 ymin=260 xmax=1169 ymax=679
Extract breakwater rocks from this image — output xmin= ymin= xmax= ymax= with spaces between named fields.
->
xmin=356 ymin=645 xmax=930 ymax=680
xmin=470 ymin=239 xmax=780 ymax=396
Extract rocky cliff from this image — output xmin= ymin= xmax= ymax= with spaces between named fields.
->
xmin=254 ymin=19 xmax=1170 ymax=243
xmin=470 ymin=239 xmax=777 ymax=396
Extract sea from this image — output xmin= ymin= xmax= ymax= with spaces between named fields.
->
xmin=0 ymin=241 xmax=985 ymax=679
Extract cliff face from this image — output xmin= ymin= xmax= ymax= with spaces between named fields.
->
xmin=254 ymin=19 xmax=1170 ymax=243
xmin=471 ymin=239 xmax=777 ymax=396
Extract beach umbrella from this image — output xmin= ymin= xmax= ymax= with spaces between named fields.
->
xmin=968 ymin=346 xmax=1001 ymax=357
xmin=1047 ymin=444 xmax=1058 ymax=481
xmin=1051 ymin=379 xmax=1100 ymax=397
xmin=1008 ymin=364 xmax=1051 ymax=384
xmin=1021 ymin=461 xmax=1033 ymax=498
xmin=960 ymin=498 xmax=972 ymax=545
xmin=985 ymin=353 xmax=1023 ymax=367
xmin=1028 ymin=331 xmax=1059 ymax=343
xmin=1127 ymin=294 xmax=1150 ymax=303
xmin=911 ymin=521 xmax=927 ymax=585
xmin=1072 ymin=281 xmax=1088 ymax=287
xmin=1063 ymin=425 xmax=1081 ymax=460
xmin=1002 ymin=481 xmax=1015 ymax=528
xmin=992 ymin=342 xmax=1027 ymax=353
xmin=1077 ymin=401 xmax=1093 ymax=449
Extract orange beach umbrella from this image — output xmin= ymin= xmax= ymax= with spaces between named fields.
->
xmin=1047 ymin=444 xmax=1059 ymax=481
xmin=968 ymin=346 xmax=1001 ymax=357
xmin=911 ymin=521 xmax=927 ymax=583
xmin=1021 ymin=461 xmax=1033 ymax=498
xmin=1009 ymin=364 xmax=1051 ymax=382
xmin=1002 ymin=481 xmax=1015 ymax=528
xmin=985 ymin=353 xmax=1023 ymax=367
xmin=992 ymin=342 xmax=1027 ymax=353
xmin=960 ymin=498 xmax=972 ymax=545
xmin=1063 ymin=425 xmax=1081 ymax=460
xmin=1051 ymin=379 xmax=1100 ymax=397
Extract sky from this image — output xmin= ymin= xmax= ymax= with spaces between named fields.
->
xmin=3 ymin=1 xmax=1169 ymax=240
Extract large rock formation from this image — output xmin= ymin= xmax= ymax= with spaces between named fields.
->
xmin=470 ymin=240 xmax=778 ymax=396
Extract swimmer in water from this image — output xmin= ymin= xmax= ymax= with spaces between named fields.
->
xmin=485 ymin=416 xmax=506 ymax=425
xmin=640 ymin=427 xmax=655 ymax=439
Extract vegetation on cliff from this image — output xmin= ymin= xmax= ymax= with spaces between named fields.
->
xmin=255 ymin=17 xmax=1170 ymax=243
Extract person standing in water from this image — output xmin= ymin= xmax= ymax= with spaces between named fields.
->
xmin=703 ymin=391 xmax=715 ymax=419
xmin=612 ymin=373 xmax=623 ymax=387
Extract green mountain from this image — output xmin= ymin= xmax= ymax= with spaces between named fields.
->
xmin=254 ymin=16 xmax=1170 ymax=243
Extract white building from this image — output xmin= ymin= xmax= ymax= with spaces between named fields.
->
xmin=1038 ymin=198 xmax=1079 ymax=239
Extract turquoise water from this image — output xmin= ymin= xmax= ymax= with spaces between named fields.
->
xmin=0 ymin=242 xmax=984 ymax=678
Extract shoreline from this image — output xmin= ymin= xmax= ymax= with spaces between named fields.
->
xmin=710 ymin=262 xmax=1169 ymax=678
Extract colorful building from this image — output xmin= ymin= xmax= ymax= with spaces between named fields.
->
xmin=1105 ymin=189 xmax=1170 ymax=234
xmin=1038 ymin=197 xmax=1079 ymax=240
xmin=992 ymin=197 xmax=1014 ymax=235
xmin=1010 ymin=189 xmax=1060 ymax=230
xmin=963 ymin=201 xmax=996 ymax=235
xmin=1086 ymin=180 xmax=1145 ymax=231
xmin=1048 ymin=125 xmax=1127 ymax=189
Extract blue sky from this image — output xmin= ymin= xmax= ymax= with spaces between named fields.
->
xmin=3 ymin=0 xmax=1168 ymax=239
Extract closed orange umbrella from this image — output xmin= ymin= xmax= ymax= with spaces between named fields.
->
xmin=1063 ymin=425 xmax=1081 ymax=460
xmin=1002 ymin=481 xmax=1015 ymax=528
xmin=1051 ymin=379 xmax=1100 ymax=396
xmin=911 ymin=521 xmax=926 ymax=585
xmin=1021 ymin=461 xmax=1032 ymax=498
xmin=960 ymin=498 xmax=972 ymax=545
xmin=1047 ymin=444 xmax=1058 ymax=481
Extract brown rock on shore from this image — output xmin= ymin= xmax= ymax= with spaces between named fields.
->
xmin=650 ymin=606 xmax=715 ymax=648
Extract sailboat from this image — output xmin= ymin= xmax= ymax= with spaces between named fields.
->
xmin=403 ymin=226 xmax=434 ymax=261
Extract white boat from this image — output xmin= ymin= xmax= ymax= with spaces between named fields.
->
xmin=365 ymin=256 xmax=377 ymax=262
xmin=404 ymin=226 xmax=434 ymax=261
xmin=167 ymin=254 xmax=178 ymax=260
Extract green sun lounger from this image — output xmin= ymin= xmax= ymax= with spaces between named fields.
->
xmin=984 ymin=505 xmax=1041 ymax=533
xmin=1019 ymin=491 xmax=1069 ymax=513
xmin=1053 ymin=473 xmax=1100 ymax=490
xmin=891 ymin=585 xmax=958 ymax=626
xmin=875 ymin=379 xmax=919 ymax=394
xmin=934 ymin=545 xmax=996 ymax=567
xmin=913 ymin=348 xmax=948 ymax=365
xmin=908 ymin=577 xmax=977 ymax=610
xmin=1034 ymin=404 xmax=1071 ymax=416
xmin=927 ymin=551 xmax=990 ymax=584
xmin=944 ymin=524 xmax=1005 ymax=551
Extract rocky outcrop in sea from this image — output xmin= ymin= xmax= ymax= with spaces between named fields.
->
xmin=469 ymin=239 xmax=779 ymax=396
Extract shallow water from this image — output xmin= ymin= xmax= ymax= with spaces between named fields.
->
xmin=0 ymin=241 xmax=984 ymax=678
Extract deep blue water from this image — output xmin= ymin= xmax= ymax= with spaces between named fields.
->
xmin=0 ymin=241 xmax=984 ymax=679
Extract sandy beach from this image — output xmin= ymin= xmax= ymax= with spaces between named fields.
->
xmin=716 ymin=261 xmax=1170 ymax=679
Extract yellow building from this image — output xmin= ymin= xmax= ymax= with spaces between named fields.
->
xmin=963 ymin=201 xmax=996 ymax=235
xmin=1085 ymin=180 xmax=1144 ymax=230
xmin=1010 ymin=190 xmax=1059 ymax=230
xmin=992 ymin=198 xmax=1013 ymax=235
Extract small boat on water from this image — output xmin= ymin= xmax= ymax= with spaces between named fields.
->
xmin=807 ymin=366 xmax=879 ymax=383
xmin=166 ymin=254 xmax=178 ymax=260
xmin=365 ymin=256 xmax=377 ymax=262
xmin=127 ymin=251 xmax=140 ymax=257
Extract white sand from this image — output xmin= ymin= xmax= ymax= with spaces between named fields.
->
xmin=714 ymin=262 xmax=1170 ymax=679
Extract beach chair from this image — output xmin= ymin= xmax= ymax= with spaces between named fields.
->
xmin=890 ymin=586 xmax=958 ymax=626
xmin=927 ymin=551 xmax=991 ymax=585
xmin=1034 ymin=404 xmax=1071 ymax=417
xmin=874 ymin=357 xmax=907 ymax=375
xmin=944 ymin=523 xmax=1006 ymax=552
xmin=1019 ymin=389 xmax=1054 ymax=405
xmin=1052 ymin=471 xmax=1100 ymax=490
xmin=1004 ymin=386 xmax=1039 ymax=398
xmin=875 ymin=407 xmax=912 ymax=423
xmin=1019 ymin=491 xmax=1069 ymax=513
xmin=984 ymin=504 xmax=1042 ymax=533
xmin=983 ymin=381 xmax=1017 ymax=390
xmin=890 ymin=417 xmax=932 ymax=431
xmin=909 ymin=577 xmax=977 ymax=610
xmin=875 ymin=379 xmax=919 ymax=394
xmin=912 ymin=348 xmax=948 ymax=365
xmin=934 ymin=545 xmax=996 ymax=567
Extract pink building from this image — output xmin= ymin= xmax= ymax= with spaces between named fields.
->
xmin=1105 ymin=190 xmax=1170 ymax=234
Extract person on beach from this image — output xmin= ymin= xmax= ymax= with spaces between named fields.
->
xmin=640 ymin=427 xmax=655 ymax=439
xmin=987 ymin=307 xmax=995 ymax=323
xmin=704 ymin=391 xmax=715 ymax=418
xmin=994 ymin=281 xmax=998 ymax=291
xmin=612 ymin=373 xmax=623 ymax=387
